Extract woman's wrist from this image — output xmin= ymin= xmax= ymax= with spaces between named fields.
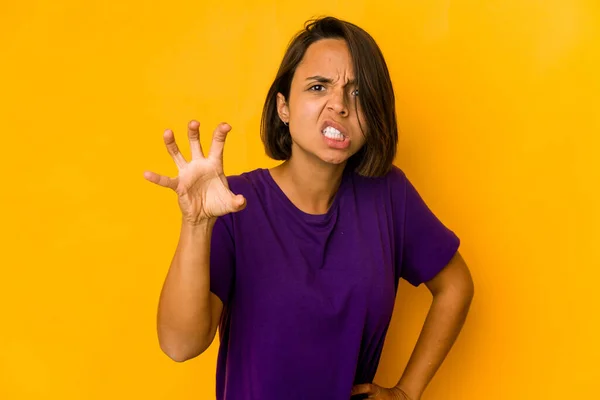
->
xmin=181 ymin=216 xmax=216 ymax=234
xmin=394 ymin=383 xmax=421 ymax=400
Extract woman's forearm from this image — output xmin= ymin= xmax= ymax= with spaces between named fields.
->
xmin=395 ymin=287 xmax=474 ymax=399
xmin=157 ymin=217 xmax=218 ymax=362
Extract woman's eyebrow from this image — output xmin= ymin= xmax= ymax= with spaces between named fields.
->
xmin=305 ymin=75 xmax=356 ymax=85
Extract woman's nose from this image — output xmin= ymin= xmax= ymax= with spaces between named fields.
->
xmin=327 ymin=90 xmax=349 ymax=116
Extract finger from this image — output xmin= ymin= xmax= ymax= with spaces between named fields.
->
xmin=163 ymin=129 xmax=188 ymax=169
xmin=351 ymin=383 xmax=369 ymax=395
xmin=208 ymin=123 xmax=232 ymax=161
xmin=143 ymin=170 xmax=177 ymax=190
xmin=367 ymin=386 xmax=381 ymax=399
xmin=228 ymin=193 xmax=247 ymax=213
xmin=367 ymin=388 xmax=380 ymax=399
xmin=223 ymin=191 xmax=247 ymax=214
xmin=351 ymin=384 xmax=374 ymax=396
xmin=187 ymin=120 xmax=204 ymax=160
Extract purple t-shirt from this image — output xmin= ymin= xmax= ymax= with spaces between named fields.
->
xmin=209 ymin=164 xmax=460 ymax=400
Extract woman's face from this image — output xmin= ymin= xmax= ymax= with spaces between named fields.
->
xmin=277 ymin=38 xmax=367 ymax=166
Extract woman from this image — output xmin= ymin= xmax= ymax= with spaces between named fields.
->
xmin=144 ymin=16 xmax=474 ymax=400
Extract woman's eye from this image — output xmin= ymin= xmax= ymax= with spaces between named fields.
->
xmin=309 ymin=84 xmax=325 ymax=91
xmin=351 ymin=89 xmax=359 ymax=96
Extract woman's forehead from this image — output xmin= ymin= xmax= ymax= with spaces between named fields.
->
xmin=296 ymin=39 xmax=356 ymax=79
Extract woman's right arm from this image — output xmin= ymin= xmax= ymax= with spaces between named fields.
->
xmin=156 ymin=218 xmax=224 ymax=362
xmin=144 ymin=120 xmax=246 ymax=362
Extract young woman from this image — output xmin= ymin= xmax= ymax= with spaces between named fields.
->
xmin=145 ymin=16 xmax=474 ymax=400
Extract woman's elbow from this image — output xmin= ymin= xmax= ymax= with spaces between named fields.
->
xmin=158 ymin=331 xmax=213 ymax=362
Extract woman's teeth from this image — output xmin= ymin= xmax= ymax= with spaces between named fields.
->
xmin=322 ymin=126 xmax=345 ymax=141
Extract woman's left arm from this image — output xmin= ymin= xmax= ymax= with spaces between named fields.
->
xmin=395 ymin=250 xmax=475 ymax=400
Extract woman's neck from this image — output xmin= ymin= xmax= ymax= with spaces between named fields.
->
xmin=269 ymin=155 xmax=346 ymax=215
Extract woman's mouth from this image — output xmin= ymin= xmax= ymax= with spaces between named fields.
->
xmin=322 ymin=126 xmax=346 ymax=142
xmin=321 ymin=126 xmax=351 ymax=149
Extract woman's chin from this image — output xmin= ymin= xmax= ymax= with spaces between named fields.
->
xmin=319 ymin=153 xmax=350 ymax=165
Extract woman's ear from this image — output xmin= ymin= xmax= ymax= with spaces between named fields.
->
xmin=276 ymin=93 xmax=290 ymax=124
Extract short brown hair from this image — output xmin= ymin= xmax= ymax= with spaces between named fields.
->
xmin=260 ymin=16 xmax=398 ymax=177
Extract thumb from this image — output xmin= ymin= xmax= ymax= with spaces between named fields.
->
xmin=228 ymin=193 xmax=247 ymax=213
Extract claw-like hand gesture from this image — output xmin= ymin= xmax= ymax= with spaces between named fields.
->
xmin=144 ymin=120 xmax=246 ymax=225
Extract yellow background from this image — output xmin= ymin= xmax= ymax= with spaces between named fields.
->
xmin=1 ymin=0 xmax=598 ymax=399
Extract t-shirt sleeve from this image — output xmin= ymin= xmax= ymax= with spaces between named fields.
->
xmin=209 ymin=213 xmax=236 ymax=307
xmin=395 ymin=170 xmax=460 ymax=287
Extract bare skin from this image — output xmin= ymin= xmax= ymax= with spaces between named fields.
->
xmin=271 ymin=38 xmax=366 ymax=214
xmin=144 ymin=121 xmax=245 ymax=362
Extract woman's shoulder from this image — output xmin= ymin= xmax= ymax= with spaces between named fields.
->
xmin=349 ymin=164 xmax=407 ymax=190
xmin=383 ymin=164 xmax=407 ymax=182
xmin=224 ymin=164 xmax=409 ymax=196
xmin=223 ymin=167 xmax=269 ymax=197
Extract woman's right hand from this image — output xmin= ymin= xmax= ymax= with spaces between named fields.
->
xmin=143 ymin=120 xmax=247 ymax=225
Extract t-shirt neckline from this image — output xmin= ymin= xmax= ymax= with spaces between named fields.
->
xmin=261 ymin=167 xmax=350 ymax=225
